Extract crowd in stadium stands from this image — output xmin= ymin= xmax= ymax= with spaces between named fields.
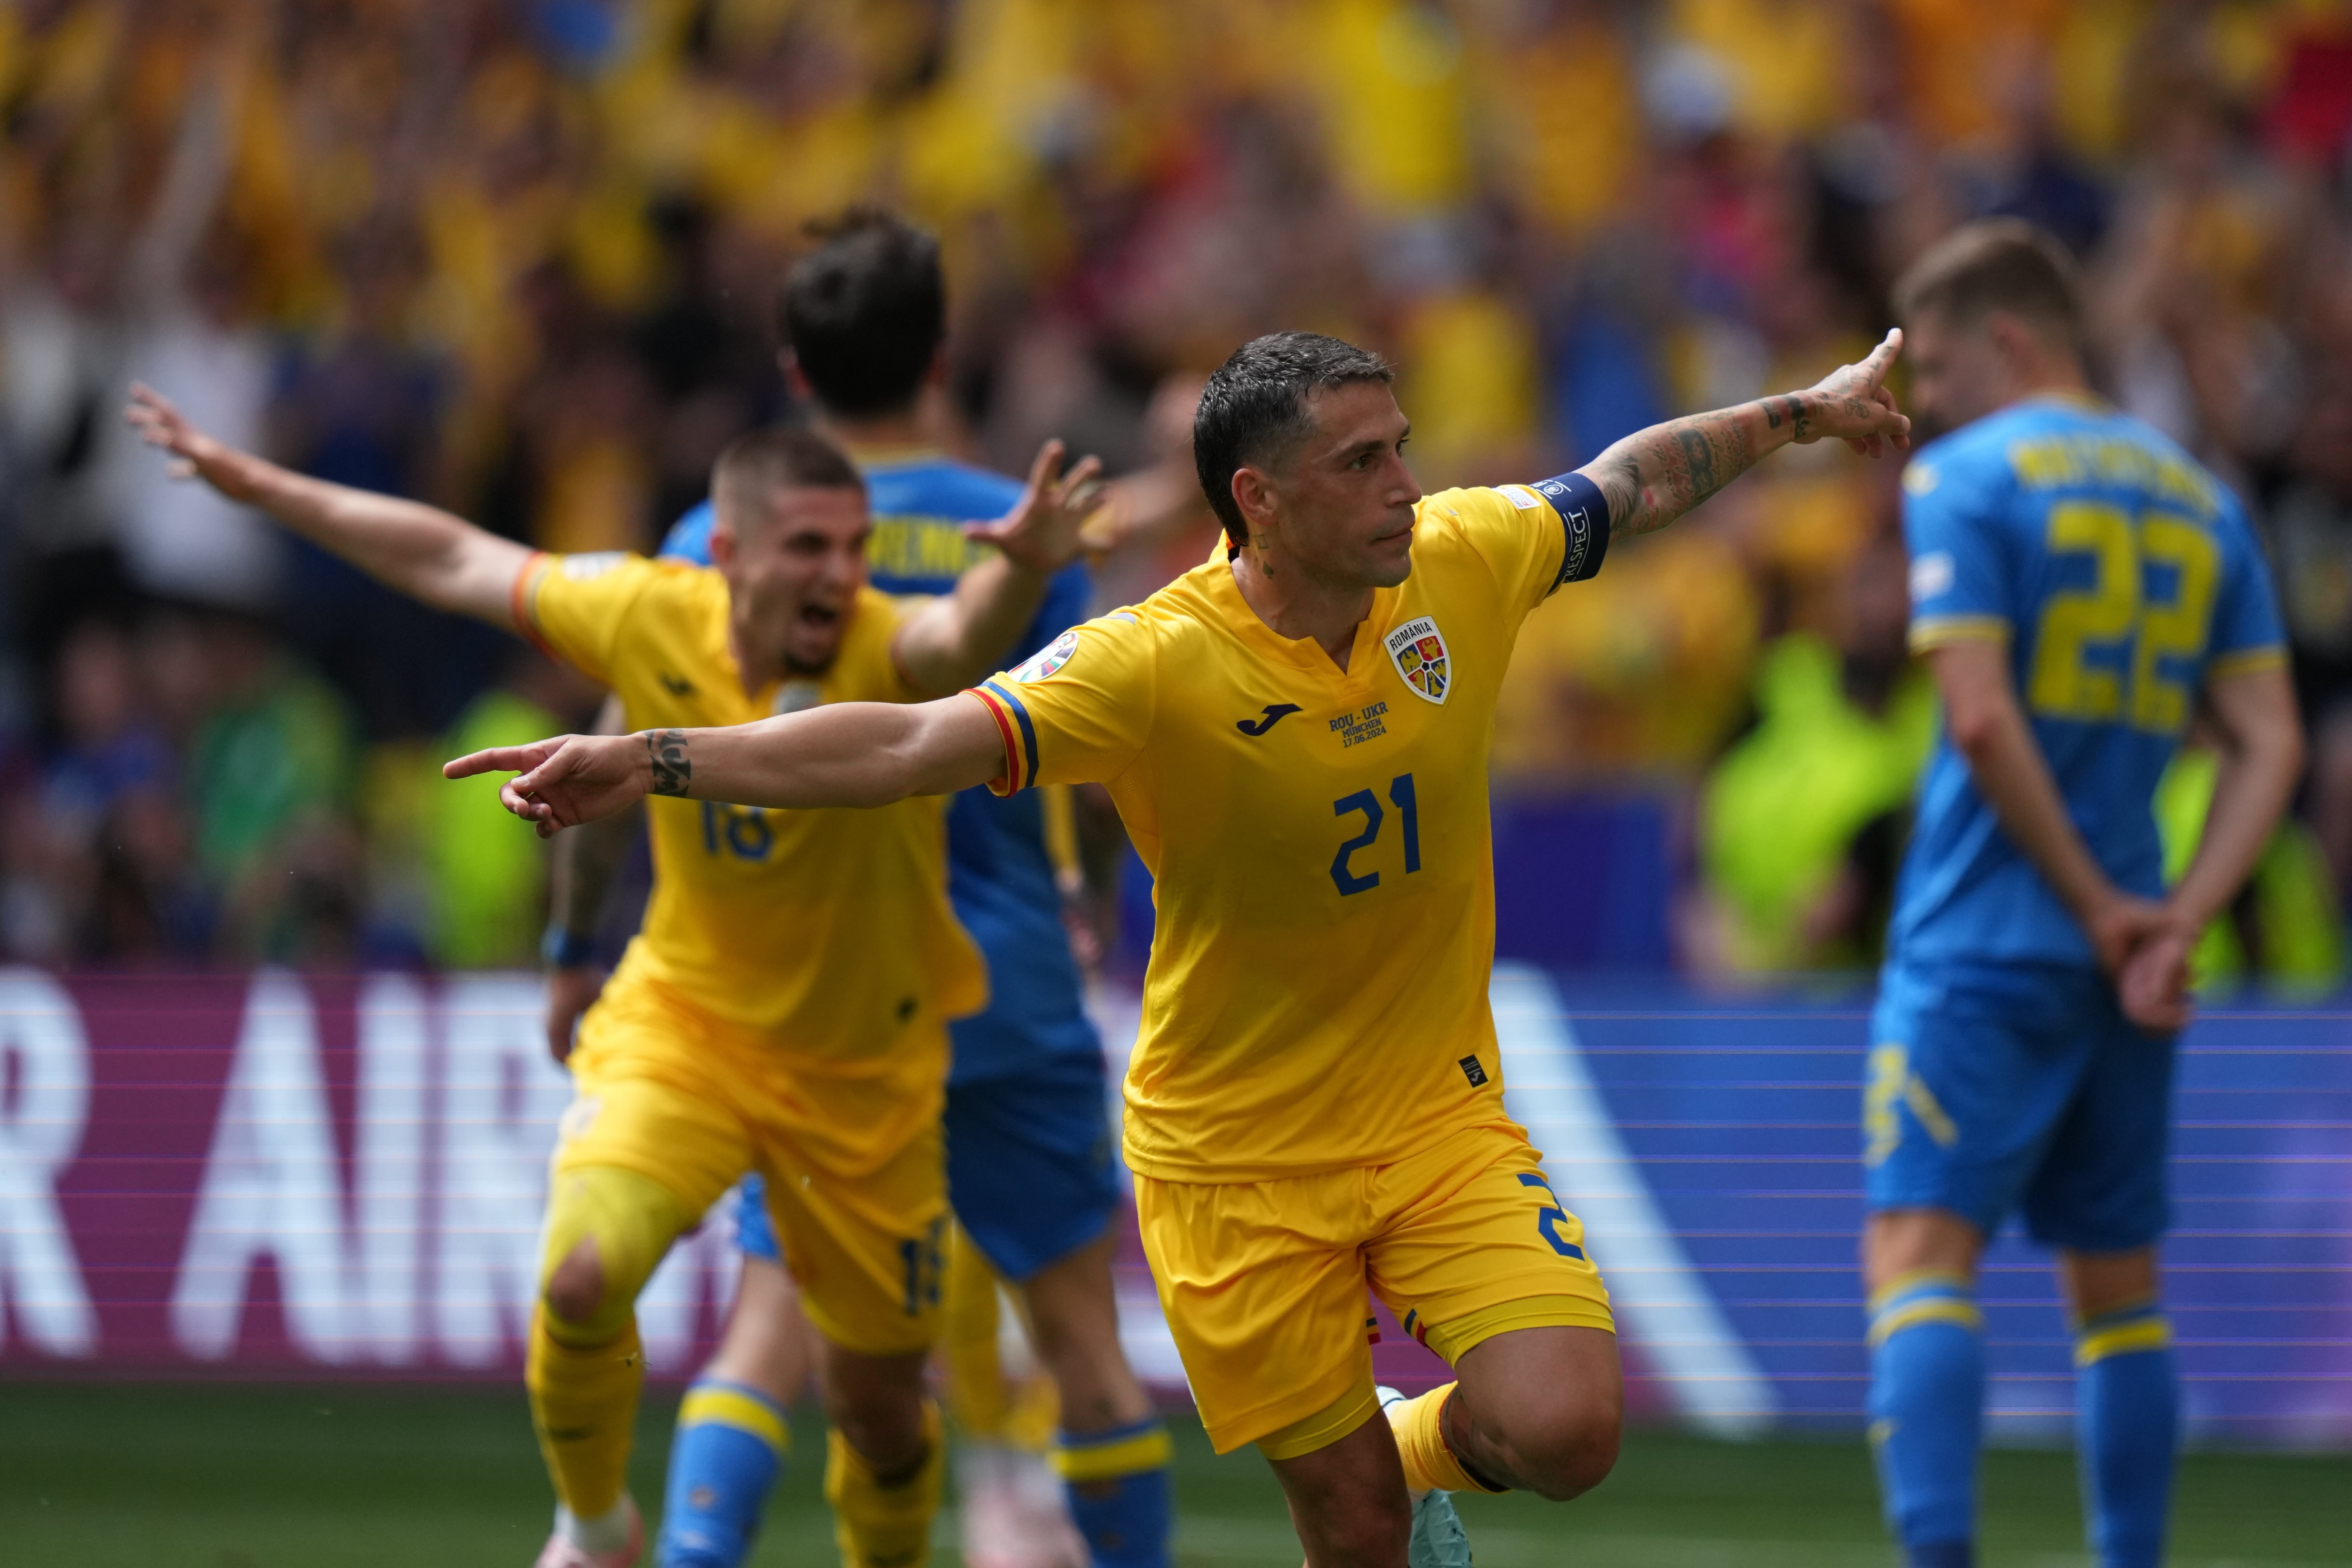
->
xmin=2 ymin=0 xmax=2350 ymax=979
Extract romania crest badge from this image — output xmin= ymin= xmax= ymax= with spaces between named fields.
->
xmin=1384 ymin=616 xmax=1450 ymax=705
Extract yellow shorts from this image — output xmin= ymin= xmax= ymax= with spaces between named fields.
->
xmin=1135 ymin=1121 xmax=1614 ymax=1454
xmin=558 ymin=975 xmax=949 ymax=1356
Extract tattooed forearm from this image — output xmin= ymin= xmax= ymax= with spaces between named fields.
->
xmin=646 ymin=729 xmax=691 ymax=796
xmin=1572 ymin=334 xmax=1906 ymax=538
xmin=1587 ymin=402 xmax=1764 ymax=537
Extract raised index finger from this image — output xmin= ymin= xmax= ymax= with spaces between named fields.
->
xmin=444 ymin=744 xmax=540 ymax=780
xmin=1856 ymin=327 xmax=1904 ymax=387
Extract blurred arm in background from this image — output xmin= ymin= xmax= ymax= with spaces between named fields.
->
xmin=2122 ymin=664 xmax=2307 ymax=1018
xmin=541 ymin=692 xmax=640 ymax=1064
xmin=890 ymin=440 xmax=1104 ymax=696
xmin=124 ymin=383 xmax=532 ymax=629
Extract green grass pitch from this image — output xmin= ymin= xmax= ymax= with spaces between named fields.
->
xmin=2 ymin=1383 xmax=2346 ymax=1566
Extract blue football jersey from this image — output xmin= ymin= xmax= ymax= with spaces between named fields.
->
xmin=661 ymin=453 xmax=1099 ymax=1082
xmin=1889 ymin=395 xmax=2287 ymax=969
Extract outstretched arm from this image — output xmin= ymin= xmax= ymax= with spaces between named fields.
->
xmin=892 ymin=438 xmax=1105 ymax=695
xmin=446 ymin=692 xmax=1009 ymax=836
xmin=1579 ymin=329 xmax=1912 ymax=537
xmin=126 ymin=382 xmax=530 ymax=626
xmin=540 ymin=692 xmax=638 ymax=1064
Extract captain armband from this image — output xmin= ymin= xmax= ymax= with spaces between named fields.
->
xmin=1531 ymin=472 xmax=1612 ymax=590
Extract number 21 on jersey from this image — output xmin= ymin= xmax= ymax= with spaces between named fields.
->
xmin=1330 ymin=773 xmax=1421 ymax=896
xmin=2028 ymin=500 xmax=2217 ymax=733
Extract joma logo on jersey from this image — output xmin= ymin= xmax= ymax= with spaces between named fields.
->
xmin=1384 ymin=617 xmax=1449 ymax=704
xmin=1236 ymin=704 xmax=1302 ymax=736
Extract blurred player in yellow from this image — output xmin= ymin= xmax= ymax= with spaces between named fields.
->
xmin=451 ymin=330 xmax=1911 ymax=1566
xmin=125 ymin=383 xmax=1101 ymax=1568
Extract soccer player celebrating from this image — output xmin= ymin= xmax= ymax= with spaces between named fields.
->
xmin=125 ymin=385 xmax=1102 ymax=1568
xmin=452 ymin=329 xmax=1913 ymax=1566
xmin=549 ymin=208 xmax=1173 ymax=1568
xmin=1864 ymin=221 xmax=2302 ymax=1568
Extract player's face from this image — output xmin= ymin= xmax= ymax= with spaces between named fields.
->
xmin=712 ymin=483 xmax=872 ymax=674
xmin=1901 ymin=310 xmax=2012 ymax=438
xmin=1269 ymin=381 xmax=1423 ymax=589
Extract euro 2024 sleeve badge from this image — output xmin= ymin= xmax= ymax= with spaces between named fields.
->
xmin=1384 ymin=615 xmax=1449 ymax=704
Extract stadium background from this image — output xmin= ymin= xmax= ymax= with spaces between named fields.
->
xmin=3 ymin=1 xmax=2351 ymax=1563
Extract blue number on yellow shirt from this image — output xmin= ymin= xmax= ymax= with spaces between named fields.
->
xmin=2026 ymin=501 xmax=2218 ymax=733
xmin=1330 ymin=773 xmax=1422 ymax=895
xmin=700 ymin=801 xmax=774 ymax=862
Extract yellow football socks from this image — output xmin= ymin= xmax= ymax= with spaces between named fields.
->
xmin=826 ymin=1401 xmax=945 ymax=1568
xmin=526 ymin=1165 xmax=693 ymax=1518
xmin=528 ymin=1308 xmax=646 ymax=1519
xmin=1390 ymin=1384 xmax=1502 ymax=1495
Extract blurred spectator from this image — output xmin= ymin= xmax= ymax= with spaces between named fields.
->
xmin=109 ymin=44 xmax=286 ymax=613
xmin=174 ymin=609 xmax=361 ymax=962
xmin=2267 ymin=354 xmax=2352 ymax=897
xmin=1692 ymin=533 xmax=1934 ymax=974
xmin=426 ymin=646 xmax=599 ymax=969
xmin=0 ymin=617 xmax=197 ymax=963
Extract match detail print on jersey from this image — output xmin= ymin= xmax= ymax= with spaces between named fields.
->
xmin=1385 ymin=617 xmax=1450 ymax=704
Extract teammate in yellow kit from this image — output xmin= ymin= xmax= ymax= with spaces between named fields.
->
xmin=452 ymin=331 xmax=1912 ymax=1566
xmin=126 ymin=385 xmax=1102 ymax=1568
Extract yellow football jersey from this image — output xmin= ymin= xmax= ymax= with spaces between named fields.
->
xmin=969 ymin=485 xmax=1605 ymax=1181
xmin=519 ymin=551 xmax=987 ymax=1058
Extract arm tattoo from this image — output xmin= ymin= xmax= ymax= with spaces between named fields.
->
xmin=1592 ymin=453 xmax=1643 ymax=543
xmin=1605 ymin=404 xmax=1758 ymax=536
xmin=646 ymin=729 xmax=691 ymax=796
xmin=1764 ymin=394 xmax=1811 ymax=440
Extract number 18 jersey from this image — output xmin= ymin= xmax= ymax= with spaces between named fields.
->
xmin=1893 ymin=394 xmax=2286 ymax=969
xmin=968 ymin=484 xmax=1607 ymax=1182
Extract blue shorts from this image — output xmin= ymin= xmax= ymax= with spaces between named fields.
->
xmin=732 ymin=1049 xmax=1118 ymax=1283
xmin=1865 ymin=960 xmax=2176 ymax=1252
xmin=733 ymin=1171 xmax=781 ymax=1262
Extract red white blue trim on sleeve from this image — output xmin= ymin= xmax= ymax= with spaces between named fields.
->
xmin=968 ymin=679 xmax=1040 ymax=797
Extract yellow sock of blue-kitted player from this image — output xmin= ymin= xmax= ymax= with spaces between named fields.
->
xmin=526 ymin=1165 xmax=693 ymax=1520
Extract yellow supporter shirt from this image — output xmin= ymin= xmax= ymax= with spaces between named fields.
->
xmin=969 ymin=486 xmax=1605 ymax=1181
xmin=518 ymin=552 xmax=987 ymax=1064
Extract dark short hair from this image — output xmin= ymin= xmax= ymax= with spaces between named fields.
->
xmin=1892 ymin=219 xmax=2085 ymax=354
xmin=775 ymin=207 xmax=945 ymax=419
xmin=712 ymin=425 xmax=865 ymax=530
xmin=1193 ymin=332 xmax=1395 ymax=542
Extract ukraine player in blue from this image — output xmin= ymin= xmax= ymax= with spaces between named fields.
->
xmin=1867 ymin=222 xmax=2304 ymax=1568
xmin=626 ymin=210 xmax=1169 ymax=1568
